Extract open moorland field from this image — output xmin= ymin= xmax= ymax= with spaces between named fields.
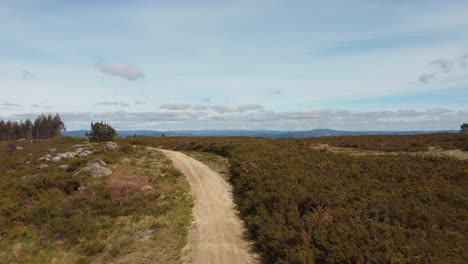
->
xmin=127 ymin=133 xmax=468 ymax=264
xmin=0 ymin=138 xmax=192 ymax=264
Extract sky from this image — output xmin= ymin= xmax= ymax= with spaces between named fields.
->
xmin=1 ymin=0 xmax=468 ymax=131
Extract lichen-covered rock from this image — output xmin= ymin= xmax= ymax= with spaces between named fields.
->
xmin=141 ymin=185 xmax=153 ymax=191
xmin=37 ymin=164 xmax=49 ymax=169
xmin=51 ymin=156 xmax=61 ymax=163
xmin=59 ymin=164 xmax=70 ymax=172
xmin=78 ymin=163 xmax=112 ymax=178
xmin=48 ymin=148 xmax=57 ymax=154
xmin=79 ymin=150 xmax=93 ymax=157
xmin=105 ymin=142 xmax=118 ymax=151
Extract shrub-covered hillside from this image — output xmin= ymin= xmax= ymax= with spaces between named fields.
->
xmin=304 ymin=133 xmax=468 ymax=152
xmin=0 ymin=138 xmax=192 ymax=264
xmin=128 ymin=134 xmax=468 ymax=263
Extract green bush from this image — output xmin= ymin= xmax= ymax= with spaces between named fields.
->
xmin=86 ymin=122 xmax=117 ymax=142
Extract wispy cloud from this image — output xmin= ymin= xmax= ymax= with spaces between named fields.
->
xmin=160 ymin=103 xmax=207 ymax=110
xmin=95 ymin=101 xmax=130 ymax=107
xmin=418 ymin=53 xmax=468 ymax=83
xmin=96 ymin=62 xmax=145 ymax=81
xmin=0 ymin=102 xmax=21 ymax=109
xmin=134 ymin=100 xmax=146 ymax=105
xmin=31 ymin=104 xmax=53 ymax=109
xmin=20 ymin=69 xmax=35 ymax=80
xmin=212 ymin=104 xmax=264 ymax=113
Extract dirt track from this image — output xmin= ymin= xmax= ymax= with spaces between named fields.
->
xmin=159 ymin=149 xmax=258 ymax=264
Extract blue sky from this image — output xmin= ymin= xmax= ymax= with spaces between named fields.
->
xmin=1 ymin=0 xmax=467 ymax=130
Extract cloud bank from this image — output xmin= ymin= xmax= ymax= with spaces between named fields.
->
xmin=6 ymin=108 xmax=466 ymax=131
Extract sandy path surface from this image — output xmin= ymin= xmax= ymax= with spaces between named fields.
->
xmin=159 ymin=149 xmax=258 ymax=264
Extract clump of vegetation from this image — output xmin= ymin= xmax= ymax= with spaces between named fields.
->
xmin=129 ymin=135 xmax=468 ymax=263
xmin=0 ymin=113 xmax=65 ymax=141
xmin=461 ymin=123 xmax=468 ymax=134
xmin=86 ymin=122 xmax=117 ymax=142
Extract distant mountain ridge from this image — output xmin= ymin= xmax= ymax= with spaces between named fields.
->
xmin=63 ymin=129 xmax=457 ymax=139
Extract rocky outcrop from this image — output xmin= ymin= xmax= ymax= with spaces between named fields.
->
xmin=38 ymin=147 xmax=93 ymax=162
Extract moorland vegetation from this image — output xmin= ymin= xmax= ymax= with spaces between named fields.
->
xmin=0 ymin=138 xmax=192 ymax=263
xmin=128 ymin=134 xmax=468 ymax=263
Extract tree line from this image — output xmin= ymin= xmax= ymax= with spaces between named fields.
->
xmin=0 ymin=114 xmax=65 ymax=141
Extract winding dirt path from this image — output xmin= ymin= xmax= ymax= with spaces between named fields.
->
xmin=159 ymin=149 xmax=258 ymax=264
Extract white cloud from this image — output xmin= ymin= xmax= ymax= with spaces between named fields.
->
xmin=96 ymin=62 xmax=145 ymax=81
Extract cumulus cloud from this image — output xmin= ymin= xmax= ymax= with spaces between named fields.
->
xmin=212 ymin=104 xmax=264 ymax=113
xmin=160 ymin=103 xmax=207 ymax=110
xmin=96 ymin=62 xmax=145 ymax=81
xmin=95 ymin=101 xmax=130 ymax=107
xmin=418 ymin=53 xmax=468 ymax=84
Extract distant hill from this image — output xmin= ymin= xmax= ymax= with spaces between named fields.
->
xmin=63 ymin=129 xmax=457 ymax=139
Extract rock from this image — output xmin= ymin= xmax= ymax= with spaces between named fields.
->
xmin=37 ymin=164 xmax=49 ymax=169
xmin=20 ymin=174 xmax=39 ymax=180
xmin=79 ymin=150 xmax=93 ymax=157
xmin=39 ymin=153 xmax=52 ymax=161
xmin=57 ymin=153 xmax=68 ymax=159
xmin=16 ymin=146 xmax=23 ymax=150
xmin=76 ymin=148 xmax=84 ymax=153
xmin=48 ymin=148 xmax=57 ymax=154
xmin=51 ymin=156 xmax=61 ymax=163
xmin=59 ymin=164 xmax=70 ymax=172
xmin=65 ymin=152 xmax=77 ymax=159
xmin=17 ymin=138 xmax=26 ymax=141
xmin=25 ymin=161 xmax=31 ymax=165
xmin=77 ymin=163 xmax=112 ymax=178
xmin=105 ymin=142 xmax=118 ymax=151
xmin=141 ymin=185 xmax=153 ymax=191
xmin=133 ymin=230 xmax=153 ymax=241
xmin=98 ymin=160 xmax=107 ymax=166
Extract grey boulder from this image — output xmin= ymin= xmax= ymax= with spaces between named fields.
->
xmin=79 ymin=163 xmax=112 ymax=178
xmin=105 ymin=142 xmax=118 ymax=151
